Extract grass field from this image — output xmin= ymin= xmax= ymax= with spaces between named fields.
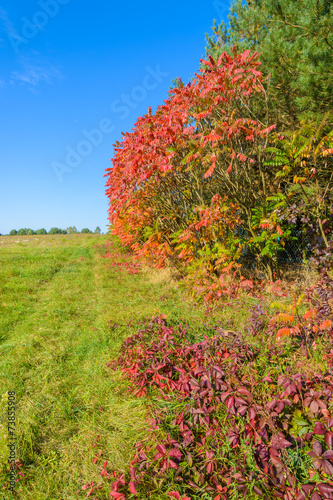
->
xmin=1 ymin=234 xmax=331 ymax=499
xmin=0 ymin=234 xmax=248 ymax=499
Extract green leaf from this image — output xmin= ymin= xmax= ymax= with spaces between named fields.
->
xmin=180 ymin=150 xmax=196 ymax=165
xmin=264 ymin=147 xmax=284 ymax=154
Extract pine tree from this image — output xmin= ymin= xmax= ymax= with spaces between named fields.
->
xmin=206 ymin=0 xmax=333 ymax=129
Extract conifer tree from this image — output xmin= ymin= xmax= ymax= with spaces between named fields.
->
xmin=206 ymin=0 xmax=333 ymax=129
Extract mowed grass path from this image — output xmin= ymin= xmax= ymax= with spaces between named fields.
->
xmin=0 ymin=234 xmax=238 ymax=499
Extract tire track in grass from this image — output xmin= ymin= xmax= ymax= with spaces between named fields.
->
xmin=0 ymin=236 xmax=231 ymax=499
xmin=0 ymin=239 xmax=149 ymax=499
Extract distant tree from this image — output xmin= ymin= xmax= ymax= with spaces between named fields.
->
xmin=94 ymin=226 xmax=101 ymax=234
xmin=81 ymin=228 xmax=92 ymax=234
xmin=66 ymin=226 xmax=77 ymax=234
xmin=9 ymin=229 xmax=17 ymax=236
xmin=36 ymin=228 xmax=47 ymax=235
xmin=26 ymin=229 xmax=36 ymax=235
xmin=49 ymin=227 xmax=65 ymax=235
xmin=17 ymin=228 xmax=27 ymax=235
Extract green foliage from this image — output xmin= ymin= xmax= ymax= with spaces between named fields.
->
xmin=81 ymin=228 xmax=92 ymax=234
xmin=49 ymin=227 xmax=66 ymax=235
xmin=9 ymin=230 xmax=17 ymax=236
xmin=36 ymin=228 xmax=47 ymax=235
xmin=206 ymin=0 xmax=333 ymax=129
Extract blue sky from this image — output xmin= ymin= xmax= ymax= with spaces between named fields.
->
xmin=0 ymin=0 xmax=230 ymax=234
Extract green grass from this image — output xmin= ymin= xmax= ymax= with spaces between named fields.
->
xmin=0 ymin=234 xmax=248 ymax=499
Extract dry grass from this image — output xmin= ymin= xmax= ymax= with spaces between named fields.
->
xmin=141 ymin=264 xmax=175 ymax=286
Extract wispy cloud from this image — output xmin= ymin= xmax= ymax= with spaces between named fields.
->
xmin=0 ymin=7 xmax=20 ymax=41
xmin=10 ymin=54 xmax=63 ymax=90
xmin=0 ymin=8 xmax=64 ymax=91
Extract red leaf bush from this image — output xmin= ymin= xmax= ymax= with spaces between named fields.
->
xmin=104 ymin=48 xmax=288 ymax=295
xmin=96 ymin=314 xmax=333 ymax=499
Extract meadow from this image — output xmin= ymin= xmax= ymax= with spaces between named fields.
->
xmin=1 ymin=234 xmax=332 ymax=499
xmin=0 ymin=234 xmax=245 ymax=499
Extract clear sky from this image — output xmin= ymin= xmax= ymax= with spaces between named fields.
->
xmin=0 ymin=0 xmax=230 ymax=234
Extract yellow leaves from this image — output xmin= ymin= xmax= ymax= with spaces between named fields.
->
xmin=297 ymin=293 xmax=306 ymax=306
xmin=270 ymin=301 xmax=287 ymax=311
xmin=322 ymin=147 xmax=333 ymax=157
xmin=270 ymin=313 xmax=295 ymax=324
xmin=293 ymin=175 xmax=306 ymax=184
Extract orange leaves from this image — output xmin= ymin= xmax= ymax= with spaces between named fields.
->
xmin=186 ymin=152 xmax=200 ymax=164
xmin=293 ymin=174 xmax=306 ymax=184
xmin=203 ymin=164 xmax=216 ymax=179
xmin=313 ymin=320 xmax=332 ymax=332
xmin=303 ymin=308 xmax=316 ymax=320
xmin=221 ymin=262 xmax=234 ymax=273
xmin=276 ymin=324 xmax=301 ymax=341
xmin=320 ymin=319 xmax=332 ymax=330
xmin=276 ymin=328 xmax=293 ymax=341
xmin=259 ymin=220 xmax=270 ymax=230
xmin=237 ymin=153 xmax=247 ymax=162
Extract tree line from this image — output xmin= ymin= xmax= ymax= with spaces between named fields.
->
xmin=4 ymin=226 xmax=102 ymax=236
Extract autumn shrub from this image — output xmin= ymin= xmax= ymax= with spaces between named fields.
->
xmin=105 ymin=47 xmax=333 ymax=299
xmin=81 ymin=308 xmax=333 ymax=500
xmin=77 ymin=247 xmax=333 ymax=500
xmin=105 ymin=49 xmax=284 ymax=284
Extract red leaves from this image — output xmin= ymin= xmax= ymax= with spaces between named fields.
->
xmin=271 ymin=433 xmax=292 ymax=450
xmin=129 ymin=482 xmax=137 ymax=494
xmin=168 ymin=492 xmax=191 ymax=500
xmin=318 ymin=483 xmax=333 ymax=499
xmin=258 ymin=124 xmax=277 ymax=136
xmin=313 ymin=422 xmax=326 ymax=435
xmin=102 ymin=314 xmax=333 ymax=498
xmin=110 ymin=493 xmax=126 ymax=499
xmin=308 ymin=441 xmax=333 ymax=474
xmin=104 ymin=48 xmax=270 ymax=280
